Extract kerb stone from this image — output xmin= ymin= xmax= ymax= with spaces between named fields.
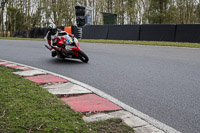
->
xmin=13 ymin=70 xmax=47 ymax=76
xmin=109 ymin=110 xmax=149 ymax=127
xmin=108 ymin=110 xmax=133 ymax=119
xmin=123 ymin=116 xmax=149 ymax=128
xmin=0 ymin=62 xmax=7 ymax=64
xmin=42 ymin=82 xmax=92 ymax=95
xmin=5 ymin=64 xmax=17 ymax=67
xmin=83 ymin=113 xmax=116 ymax=122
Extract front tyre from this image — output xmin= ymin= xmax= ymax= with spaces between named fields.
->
xmin=77 ymin=50 xmax=89 ymax=63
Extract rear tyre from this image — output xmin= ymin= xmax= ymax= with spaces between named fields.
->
xmin=77 ymin=50 xmax=89 ymax=63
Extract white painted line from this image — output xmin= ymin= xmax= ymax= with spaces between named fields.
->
xmin=0 ymin=59 xmax=181 ymax=133
xmin=42 ymin=82 xmax=92 ymax=95
xmin=134 ymin=124 xmax=165 ymax=133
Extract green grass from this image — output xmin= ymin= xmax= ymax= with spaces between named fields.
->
xmin=0 ymin=37 xmax=43 ymax=41
xmin=0 ymin=66 xmax=134 ymax=133
xmin=2 ymin=36 xmax=199 ymax=48
xmin=0 ymin=66 xmax=88 ymax=132
xmin=87 ymin=119 xmax=134 ymax=133
xmin=79 ymin=39 xmax=200 ymax=48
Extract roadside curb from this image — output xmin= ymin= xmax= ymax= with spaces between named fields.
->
xmin=0 ymin=59 xmax=181 ymax=133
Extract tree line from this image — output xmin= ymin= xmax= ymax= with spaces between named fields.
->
xmin=1 ymin=0 xmax=200 ymax=37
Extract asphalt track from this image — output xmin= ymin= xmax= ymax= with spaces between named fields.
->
xmin=0 ymin=39 xmax=200 ymax=133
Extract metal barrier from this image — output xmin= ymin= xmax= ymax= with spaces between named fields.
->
xmin=14 ymin=24 xmax=200 ymax=43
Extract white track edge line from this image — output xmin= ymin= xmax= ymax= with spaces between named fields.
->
xmin=0 ymin=59 xmax=181 ymax=133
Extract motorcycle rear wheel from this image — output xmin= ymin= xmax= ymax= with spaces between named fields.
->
xmin=77 ymin=50 xmax=89 ymax=63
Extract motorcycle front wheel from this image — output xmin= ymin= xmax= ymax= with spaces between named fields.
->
xmin=77 ymin=50 xmax=89 ymax=63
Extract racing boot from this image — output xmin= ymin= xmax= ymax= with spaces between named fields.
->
xmin=51 ymin=50 xmax=57 ymax=57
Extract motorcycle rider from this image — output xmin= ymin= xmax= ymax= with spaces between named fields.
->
xmin=45 ymin=24 xmax=73 ymax=57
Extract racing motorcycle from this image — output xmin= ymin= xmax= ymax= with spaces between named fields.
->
xmin=45 ymin=32 xmax=89 ymax=63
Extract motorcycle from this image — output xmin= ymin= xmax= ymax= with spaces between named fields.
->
xmin=45 ymin=32 xmax=89 ymax=63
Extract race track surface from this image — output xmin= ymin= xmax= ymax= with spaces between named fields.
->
xmin=0 ymin=39 xmax=200 ymax=133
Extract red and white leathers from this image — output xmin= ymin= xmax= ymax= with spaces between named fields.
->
xmin=45 ymin=29 xmax=73 ymax=51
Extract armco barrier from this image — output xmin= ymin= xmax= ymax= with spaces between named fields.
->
xmin=29 ymin=28 xmax=37 ymax=38
xmin=175 ymin=24 xmax=200 ymax=43
xmin=140 ymin=24 xmax=176 ymax=42
xmin=82 ymin=25 xmax=109 ymax=39
xmin=107 ymin=25 xmax=140 ymax=40
xmin=37 ymin=28 xmax=48 ymax=38
xmin=22 ymin=26 xmax=76 ymax=38
xmin=13 ymin=30 xmax=29 ymax=38
xmin=29 ymin=27 xmax=48 ymax=38
xmin=14 ymin=25 xmax=200 ymax=43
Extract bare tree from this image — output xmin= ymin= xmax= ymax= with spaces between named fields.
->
xmin=1 ymin=0 xmax=200 ymax=37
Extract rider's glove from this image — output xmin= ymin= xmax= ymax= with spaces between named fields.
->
xmin=53 ymin=42 xmax=57 ymax=46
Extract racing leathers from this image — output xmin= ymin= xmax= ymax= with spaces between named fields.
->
xmin=45 ymin=29 xmax=73 ymax=57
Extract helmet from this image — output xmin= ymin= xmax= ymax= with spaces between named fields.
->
xmin=49 ymin=24 xmax=57 ymax=35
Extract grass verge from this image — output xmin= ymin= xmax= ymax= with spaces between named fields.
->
xmin=79 ymin=39 xmax=200 ymax=48
xmin=2 ymin=37 xmax=199 ymax=48
xmin=86 ymin=119 xmax=134 ymax=133
xmin=0 ymin=66 xmax=134 ymax=133
xmin=0 ymin=37 xmax=43 ymax=41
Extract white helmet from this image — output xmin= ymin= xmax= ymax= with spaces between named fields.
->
xmin=49 ymin=24 xmax=57 ymax=35
xmin=49 ymin=24 xmax=56 ymax=29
